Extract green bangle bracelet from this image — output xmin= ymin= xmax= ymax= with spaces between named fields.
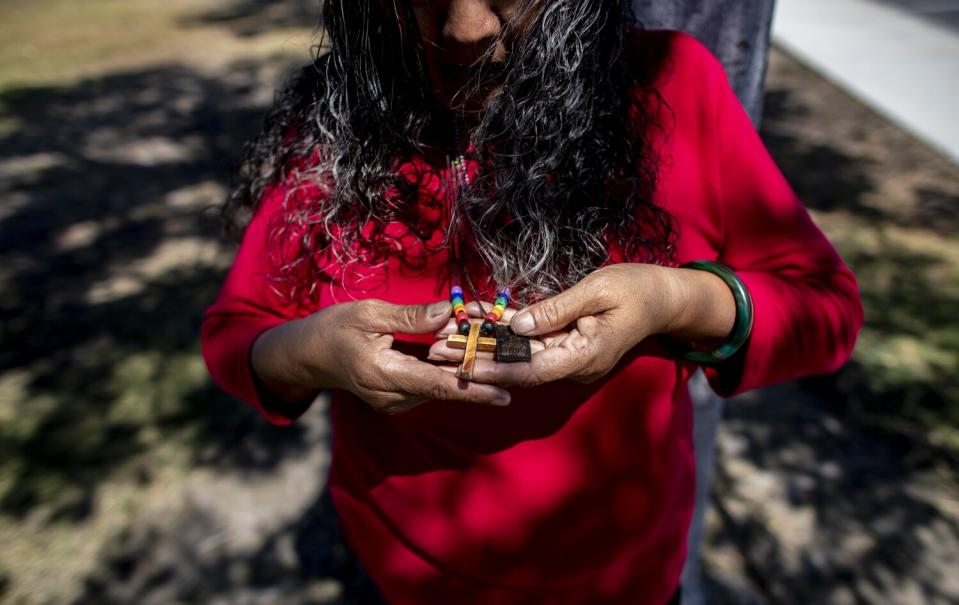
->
xmin=677 ymin=261 xmax=754 ymax=364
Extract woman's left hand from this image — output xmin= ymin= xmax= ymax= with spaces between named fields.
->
xmin=428 ymin=264 xmax=690 ymax=386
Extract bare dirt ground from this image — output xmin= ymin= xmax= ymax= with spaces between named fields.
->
xmin=0 ymin=2 xmax=957 ymax=603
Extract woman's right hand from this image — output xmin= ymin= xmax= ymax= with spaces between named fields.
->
xmin=251 ymin=299 xmax=512 ymax=415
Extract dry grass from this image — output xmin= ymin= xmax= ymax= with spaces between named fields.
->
xmin=0 ymin=0 xmax=315 ymax=91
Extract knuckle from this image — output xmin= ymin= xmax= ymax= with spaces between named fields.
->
xmin=584 ymin=353 xmax=617 ymax=379
xmin=593 ymin=280 xmax=617 ymax=305
xmin=354 ymin=299 xmax=376 ymax=314
xmin=567 ymin=337 xmax=594 ymax=357
xmin=538 ymin=298 xmax=566 ymax=328
xmin=519 ymin=376 xmax=539 ymax=389
xmin=355 ymin=375 xmax=379 ymax=395
xmin=583 ymin=355 xmax=609 ymax=376
xmin=581 ymin=352 xmax=604 ymax=374
xmin=353 ymin=299 xmax=380 ymax=323
xmin=366 ymin=394 xmax=390 ymax=411
xmin=575 ymin=372 xmax=603 ymax=384
xmin=380 ymin=403 xmax=409 ymax=416
xmin=518 ymin=369 xmax=543 ymax=388
xmin=402 ymin=304 xmax=420 ymax=329
xmin=355 ymin=354 xmax=388 ymax=391
xmin=352 ymin=361 xmax=376 ymax=388
xmin=427 ymin=381 xmax=450 ymax=402
xmin=366 ymin=392 xmax=412 ymax=415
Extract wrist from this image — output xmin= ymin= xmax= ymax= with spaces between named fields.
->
xmin=659 ymin=266 xmax=736 ymax=342
xmin=645 ymin=265 xmax=694 ymax=336
xmin=614 ymin=264 xmax=690 ymax=343
xmin=251 ymin=315 xmax=327 ymax=401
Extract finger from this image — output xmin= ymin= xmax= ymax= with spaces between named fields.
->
xmin=367 ymin=391 xmax=428 ymax=414
xmin=433 ymin=304 xmax=489 ymax=338
xmin=427 ymin=335 xmax=547 ymax=362
xmin=539 ymin=329 xmax=574 ymax=348
xmin=465 ymin=301 xmax=488 ymax=317
xmin=380 ymin=351 xmax=511 ymax=406
xmin=464 ymin=346 xmax=583 ymax=388
xmin=362 ymin=299 xmax=452 ymax=335
xmin=434 ymin=316 xmax=460 ymax=338
xmin=509 ymin=281 xmax=611 ymax=337
xmin=464 ymin=301 xmax=519 ymax=323
xmin=427 ymin=339 xmax=490 ymax=363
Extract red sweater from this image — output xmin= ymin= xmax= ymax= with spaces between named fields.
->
xmin=202 ymin=31 xmax=863 ymax=605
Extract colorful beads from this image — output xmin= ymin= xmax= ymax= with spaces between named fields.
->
xmin=450 ymin=285 xmax=470 ymax=334
xmin=451 ymin=285 xmax=511 ymax=337
xmin=481 ymin=288 xmax=510 ymax=336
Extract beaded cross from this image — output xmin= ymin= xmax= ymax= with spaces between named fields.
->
xmin=445 ymin=285 xmax=532 ymax=380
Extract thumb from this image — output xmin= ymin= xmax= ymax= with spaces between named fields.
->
xmin=510 ymin=285 xmax=599 ymax=336
xmin=368 ymin=300 xmax=452 ymax=334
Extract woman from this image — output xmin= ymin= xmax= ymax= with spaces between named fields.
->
xmin=202 ymin=1 xmax=863 ymax=603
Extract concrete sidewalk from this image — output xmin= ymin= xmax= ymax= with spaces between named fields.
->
xmin=773 ymin=0 xmax=959 ymax=164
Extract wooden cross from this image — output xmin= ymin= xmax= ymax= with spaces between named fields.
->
xmin=446 ymin=323 xmax=532 ymax=380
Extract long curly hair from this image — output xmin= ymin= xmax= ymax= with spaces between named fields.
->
xmin=224 ymin=0 xmax=676 ymax=305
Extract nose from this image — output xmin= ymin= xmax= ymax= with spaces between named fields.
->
xmin=442 ymin=0 xmax=503 ymax=63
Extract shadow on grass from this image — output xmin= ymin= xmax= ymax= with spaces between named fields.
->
xmin=182 ymin=0 xmax=321 ymax=37
xmin=714 ymin=381 xmax=959 ymax=604
xmin=760 ymin=89 xmax=881 ymax=222
xmin=914 ymin=185 xmax=959 ymax=234
xmin=0 ymin=45 xmax=384 ymax=602
xmin=75 ymin=488 xmax=386 ymax=605
xmin=760 ymin=67 xmax=959 ymax=439
xmin=699 ymin=53 xmax=959 ymax=603
xmin=0 ymin=58 xmax=312 ymax=522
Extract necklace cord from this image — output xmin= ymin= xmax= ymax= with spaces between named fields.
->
xmin=448 ymin=120 xmax=489 ymax=315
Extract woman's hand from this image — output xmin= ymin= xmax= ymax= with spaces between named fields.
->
xmin=251 ymin=299 xmax=512 ymax=415
xmin=427 ymin=264 xmax=736 ymax=387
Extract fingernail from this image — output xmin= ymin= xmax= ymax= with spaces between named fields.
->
xmin=428 ymin=301 xmax=451 ymax=318
xmin=512 ymin=312 xmax=535 ymax=335
xmin=492 ymin=394 xmax=511 ymax=407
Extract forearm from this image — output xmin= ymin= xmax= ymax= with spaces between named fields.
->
xmin=250 ymin=315 xmax=329 ymax=404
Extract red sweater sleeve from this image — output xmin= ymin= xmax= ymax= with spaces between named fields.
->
xmin=695 ymin=42 xmax=864 ymax=396
xmin=201 ymin=184 xmax=312 ymax=425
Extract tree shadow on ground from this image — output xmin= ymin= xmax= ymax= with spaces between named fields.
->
xmin=839 ymin=243 xmax=959 ymax=436
xmin=75 ymin=483 xmax=386 ymax=605
xmin=761 ymin=63 xmax=959 ymax=237
xmin=0 ymin=33 xmax=379 ymax=600
xmin=759 ymin=53 xmax=959 ymax=440
xmin=760 ymin=88 xmax=881 ymax=222
xmin=182 ymin=0 xmax=321 ymax=37
xmin=702 ymin=51 xmax=959 ymax=604
xmin=0 ymin=57 xmax=313 ymax=523
xmin=913 ymin=185 xmax=959 ymax=234
xmin=713 ymin=381 xmax=959 ymax=605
